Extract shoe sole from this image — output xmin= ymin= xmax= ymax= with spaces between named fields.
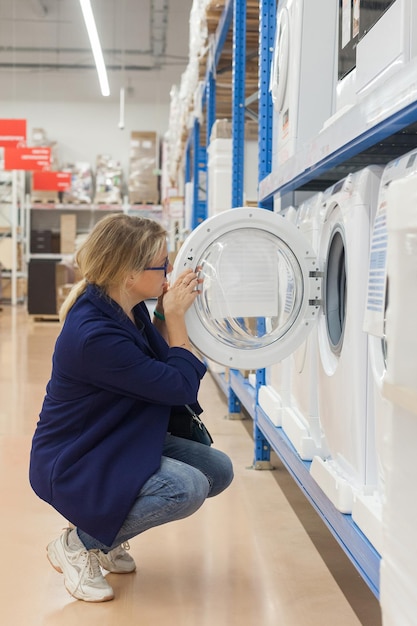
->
xmin=98 ymin=561 xmax=136 ymax=574
xmin=47 ymin=545 xmax=63 ymax=574
xmin=65 ymin=587 xmax=114 ymax=603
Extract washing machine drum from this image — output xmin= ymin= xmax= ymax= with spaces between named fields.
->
xmin=171 ymin=208 xmax=320 ymax=369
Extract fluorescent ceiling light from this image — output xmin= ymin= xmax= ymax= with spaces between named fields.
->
xmin=79 ymin=0 xmax=110 ymax=97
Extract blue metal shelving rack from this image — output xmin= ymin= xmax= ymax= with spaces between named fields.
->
xmin=183 ymin=0 xmax=417 ymax=600
xmin=185 ymin=124 xmax=209 ymax=229
xmin=258 ymin=0 xmax=274 ymax=211
xmin=231 ymin=0 xmax=246 ymax=209
xmin=250 ymin=0 xmax=276 ymax=466
xmin=256 ymin=405 xmax=381 ymax=598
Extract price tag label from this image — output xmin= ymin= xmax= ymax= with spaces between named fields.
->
xmin=32 ymin=171 xmax=72 ymax=191
xmin=4 ymin=146 xmax=51 ymax=171
xmin=0 ymin=119 xmax=27 ymax=148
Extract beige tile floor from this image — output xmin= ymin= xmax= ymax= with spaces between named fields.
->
xmin=0 ymin=304 xmax=382 ymax=625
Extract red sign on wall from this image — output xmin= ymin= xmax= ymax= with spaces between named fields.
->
xmin=32 ymin=171 xmax=72 ymax=191
xmin=4 ymin=146 xmax=51 ymax=171
xmin=0 ymin=119 xmax=27 ymax=148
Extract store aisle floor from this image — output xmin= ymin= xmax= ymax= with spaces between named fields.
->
xmin=0 ymin=305 xmax=382 ymax=625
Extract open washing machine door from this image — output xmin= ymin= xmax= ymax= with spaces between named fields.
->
xmin=171 ymin=208 xmax=321 ymax=369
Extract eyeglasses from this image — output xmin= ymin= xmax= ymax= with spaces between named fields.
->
xmin=145 ymin=256 xmax=170 ymax=277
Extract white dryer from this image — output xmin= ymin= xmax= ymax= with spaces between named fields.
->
xmin=310 ymin=167 xmax=382 ymax=514
xmin=352 ymin=148 xmax=417 ymax=554
xmin=281 ymin=192 xmax=329 ymax=460
xmin=270 ymin=0 xmax=337 ymax=166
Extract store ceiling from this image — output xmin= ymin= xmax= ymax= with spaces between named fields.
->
xmin=0 ymin=0 xmax=194 ymax=105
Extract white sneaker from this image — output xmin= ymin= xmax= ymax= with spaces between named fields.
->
xmin=47 ymin=529 xmax=114 ymax=602
xmin=97 ymin=542 xmax=136 ymax=573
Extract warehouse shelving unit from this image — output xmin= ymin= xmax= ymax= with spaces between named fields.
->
xmin=185 ymin=0 xmax=260 ymax=230
xmin=255 ymin=0 xmax=417 ymax=602
xmin=181 ymin=0 xmax=417 ymax=601
xmin=0 ymin=171 xmax=27 ymax=305
xmin=184 ymin=0 xmax=262 ymax=419
xmin=26 ymin=201 xmax=162 ymax=316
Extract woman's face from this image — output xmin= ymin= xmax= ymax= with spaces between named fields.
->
xmin=128 ymin=245 xmax=172 ymax=302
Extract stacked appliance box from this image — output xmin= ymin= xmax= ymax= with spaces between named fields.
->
xmin=61 ymin=162 xmax=94 ymax=204
xmin=207 ymin=119 xmax=258 ymax=217
xmin=93 ymin=154 xmax=123 ymax=205
xmin=128 ymin=131 xmax=160 ymax=205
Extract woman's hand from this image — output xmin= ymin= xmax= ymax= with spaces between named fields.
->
xmin=163 ymin=268 xmax=202 ymax=317
xmin=159 ymin=267 xmax=203 ymax=350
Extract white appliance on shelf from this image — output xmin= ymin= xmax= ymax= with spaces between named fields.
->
xmin=353 ymin=148 xmax=417 ymax=555
xmin=378 ymin=172 xmax=417 ymax=626
xmin=356 ymin=0 xmax=417 ymax=98
xmin=270 ymin=0 xmax=337 ymax=167
xmin=281 ymin=192 xmax=329 ymax=460
xmin=258 ymin=205 xmax=297 ymax=427
xmin=207 ymin=137 xmax=258 ymax=218
xmin=207 ymin=138 xmax=233 ymax=216
xmin=258 ymin=363 xmax=291 ymax=428
xmin=335 ymin=0 xmax=417 ymax=114
xmin=309 ymin=167 xmax=382 ymax=514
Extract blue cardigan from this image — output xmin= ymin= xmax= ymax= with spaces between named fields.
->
xmin=29 ymin=284 xmax=206 ymax=545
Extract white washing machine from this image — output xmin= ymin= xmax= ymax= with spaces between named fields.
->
xmin=352 ymin=148 xmax=417 ymax=554
xmin=309 ymin=166 xmax=382 ymax=514
xmin=270 ymin=0 xmax=337 ymax=166
xmin=383 ymin=164 xmax=417 ymax=405
xmin=378 ymin=172 xmax=417 ymax=625
xmin=335 ymin=0 xmax=417 ymax=113
xmin=281 ymin=192 xmax=329 ymax=460
xmin=258 ymin=205 xmax=298 ymax=427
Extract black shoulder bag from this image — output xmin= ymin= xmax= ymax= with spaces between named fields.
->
xmin=168 ymin=405 xmax=213 ymax=446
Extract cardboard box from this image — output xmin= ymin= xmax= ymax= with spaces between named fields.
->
xmin=30 ymin=189 xmax=59 ymax=204
xmin=128 ymin=131 xmax=160 ymax=204
xmin=130 ymin=131 xmax=158 ymax=159
xmin=55 ymin=262 xmax=75 ymax=313
xmin=128 ymin=188 xmax=159 ymax=205
xmin=60 ymin=214 xmax=77 ymax=254
xmin=0 ymin=237 xmax=23 ymax=270
xmin=1 ymin=276 xmax=27 ymax=301
xmin=209 ymin=119 xmax=258 ymax=142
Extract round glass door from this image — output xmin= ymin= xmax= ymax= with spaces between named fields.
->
xmin=171 ymin=208 xmax=321 ymax=369
xmin=325 ymin=227 xmax=346 ymax=355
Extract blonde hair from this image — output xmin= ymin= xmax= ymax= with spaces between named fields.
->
xmin=60 ymin=213 xmax=167 ymax=322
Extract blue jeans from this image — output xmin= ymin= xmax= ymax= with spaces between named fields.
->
xmin=78 ymin=434 xmax=234 ymax=552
